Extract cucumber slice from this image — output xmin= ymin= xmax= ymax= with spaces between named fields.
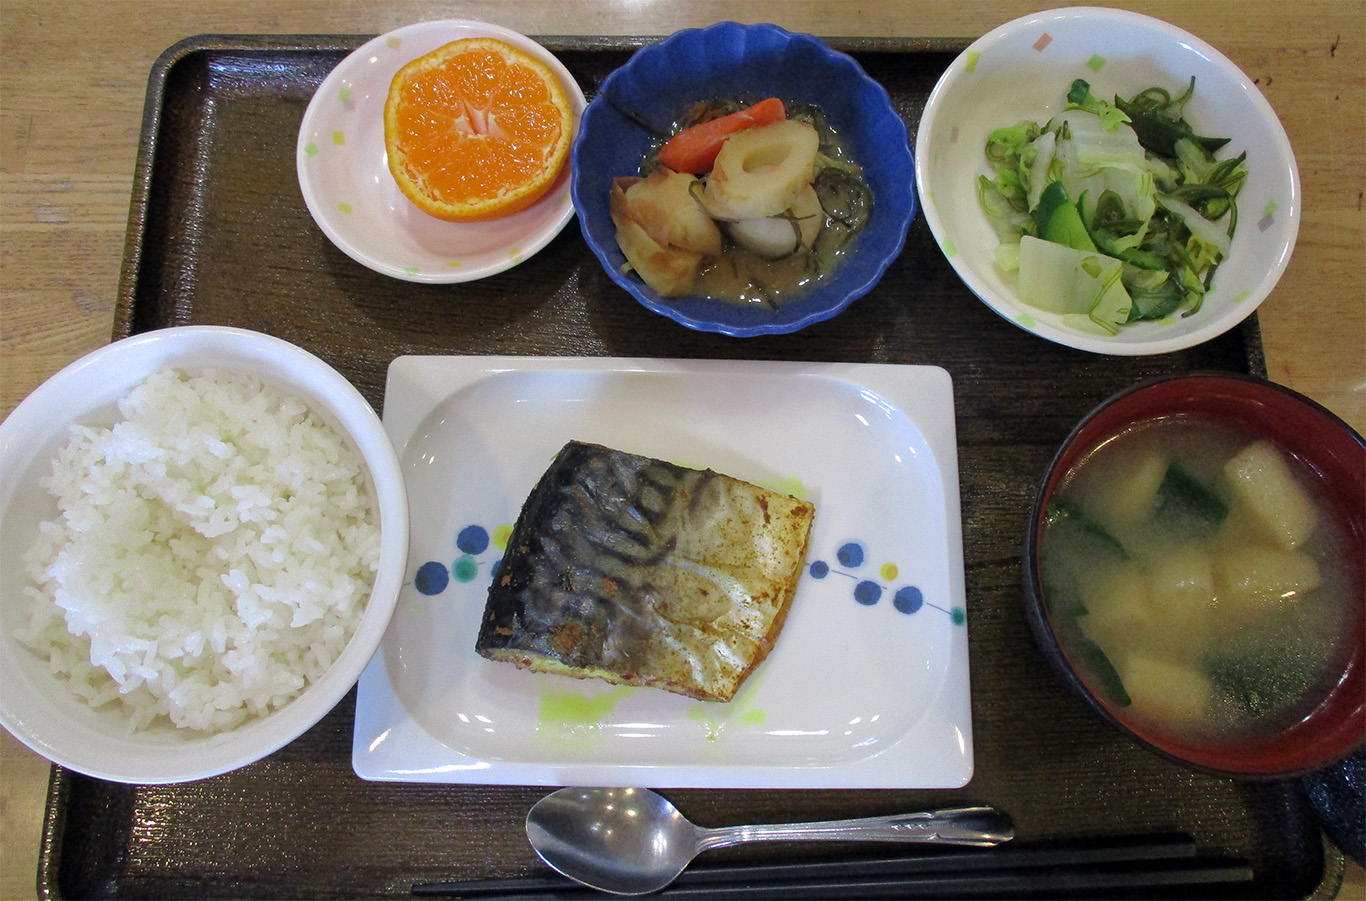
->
xmin=1033 ymin=181 xmax=1096 ymax=251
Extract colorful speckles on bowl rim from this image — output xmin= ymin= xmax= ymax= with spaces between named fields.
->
xmin=352 ymin=355 xmax=973 ymax=789
xmin=296 ymin=20 xmax=585 ymax=284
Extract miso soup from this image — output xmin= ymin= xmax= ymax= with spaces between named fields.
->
xmin=1040 ymin=416 xmax=1359 ymax=745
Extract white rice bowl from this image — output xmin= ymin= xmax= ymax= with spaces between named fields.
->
xmin=0 ymin=327 xmax=407 ymax=783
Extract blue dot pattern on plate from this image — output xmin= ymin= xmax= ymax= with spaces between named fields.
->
xmin=413 ymin=524 xmax=503 ymax=595
xmin=412 ymin=527 xmax=966 ymax=628
xmin=810 ymin=540 xmax=965 ymax=625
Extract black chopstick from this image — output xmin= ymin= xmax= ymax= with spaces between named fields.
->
xmin=661 ymin=858 xmax=1255 ymax=899
xmin=412 ymin=832 xmax=1255 ymax=898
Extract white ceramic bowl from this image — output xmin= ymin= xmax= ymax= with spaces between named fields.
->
xmin=915 ymin=6 xmax=1300 ymax=355
xmin=297 ymin=20 xmax=586 ymax=283
xmin=0 ymin=327 xmax=408 ymax=783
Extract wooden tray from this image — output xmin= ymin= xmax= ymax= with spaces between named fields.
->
xmin=38 ymin=34 xmax=1334 ymax=898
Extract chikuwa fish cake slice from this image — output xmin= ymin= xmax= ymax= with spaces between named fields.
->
xmin=475 ymin=441 xmax=815 ymax=702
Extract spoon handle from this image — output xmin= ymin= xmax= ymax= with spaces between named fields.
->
xmin=697 ymin=806 xmax=1014 ymax=852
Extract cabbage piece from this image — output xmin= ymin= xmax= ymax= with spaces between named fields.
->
xmin=978 ymin=174 xmax=1033 ymax=243
xmin=1087 ymin=189 xmax=1150 ymax=257
xmin=979 ymin=121 xmax=1044 ymax=241
xmin=1018 ymin=235 xmax=1132 ymax=334
xmin=1065 ymin=79 xmax=1132 ymax=132
xmin=1024 ymin=130 xmax=1058 ymax=213
xmin=994 ymin=240 xmax=1021 ymax=273
xmin=1122 ymin=266 xmax=1183 ymax=321
xmin=985 ymin=120 xmax=1040 ymax=164
xmin=1053 ymin=111 xmax=1156 ymax=227
xmin=1154 ymin=192 xmax=1232 ymax=257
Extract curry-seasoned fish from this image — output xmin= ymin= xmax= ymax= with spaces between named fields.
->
xmin=476 ymin=441 xmax=815 ymax=702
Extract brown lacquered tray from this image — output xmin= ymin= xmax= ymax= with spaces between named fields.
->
xmin=38 ymin=34 xmax=1339 ymax=899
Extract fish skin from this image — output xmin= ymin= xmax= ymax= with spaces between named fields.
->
xmin=476 ymin=441 xmax=814 ymax=702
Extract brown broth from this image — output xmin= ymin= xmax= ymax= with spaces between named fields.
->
xmin=691 ymin=184 xmax=864 ymax=308
xmin=694 ymin=242 xmax=825 ymax=307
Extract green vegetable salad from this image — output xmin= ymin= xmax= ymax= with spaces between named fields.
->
xmin=979 ymin=78 xmax=1247 ymax=335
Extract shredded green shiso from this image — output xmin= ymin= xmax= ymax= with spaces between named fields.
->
xmin=978 ymin=78 xmax=1247 ymax=335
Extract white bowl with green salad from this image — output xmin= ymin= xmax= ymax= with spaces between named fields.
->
xmin=915 ymin=6 xmax=1300 ymax=355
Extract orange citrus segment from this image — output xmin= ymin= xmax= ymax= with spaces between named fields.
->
xmin=384 ymin=37 xmax=573 ymax=222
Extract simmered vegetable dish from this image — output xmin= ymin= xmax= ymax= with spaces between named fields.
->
xmin=610 ymin=97 xmax=873 ymax=307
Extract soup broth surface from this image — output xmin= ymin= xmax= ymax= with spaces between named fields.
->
xmin=1041 ymin=416 xmax=1359 ymax=746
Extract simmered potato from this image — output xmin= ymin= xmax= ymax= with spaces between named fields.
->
xmin=1088 ymin=447 xmax=1169 ymax=537
xmin=1077 ymin=566 xmax=1155 ymax=670
xmin=1215 ymin=542 xmax=1322 ymax=616
xmin=726 ymin=183 xmax=824 ymax=259
xmin=1144 ymin=546 xmax=1216 ymax=641
xmin=1121 ymin=655 xmax=1214 ymax=726
xmin=1078 ymin=563 xmax=1209 ymax=666
xmin=1223 ymin=440 xmax=1319 ymax=549
xmin=610 ymin=179 xmax=704 ymax=297
xmin=621 ymin=168 xmax=723 ymax=257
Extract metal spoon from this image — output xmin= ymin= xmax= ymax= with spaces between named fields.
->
xmin=525 ymin=786 xmax=1015 ymax=895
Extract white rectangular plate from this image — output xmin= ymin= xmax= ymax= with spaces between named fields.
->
xmin=353 ymin=356 xmax=972 ymax=788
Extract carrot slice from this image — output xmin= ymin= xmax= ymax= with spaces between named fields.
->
xmin=656 ymin=97 xmax=787 ymax=175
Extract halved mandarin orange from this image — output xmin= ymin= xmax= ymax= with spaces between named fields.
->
xmin=384 ymin=37 xmax=573 ymax=222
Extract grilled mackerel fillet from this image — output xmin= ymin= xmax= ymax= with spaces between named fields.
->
xmin=476 ymin=441 xmax=814 ymax=702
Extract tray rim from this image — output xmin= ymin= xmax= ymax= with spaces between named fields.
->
xmin=40 ymin=32 xmax=1305 ymax=900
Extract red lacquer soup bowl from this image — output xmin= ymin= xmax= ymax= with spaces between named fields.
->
xmin=1023 ymin=372 xmax=1364 ymax=779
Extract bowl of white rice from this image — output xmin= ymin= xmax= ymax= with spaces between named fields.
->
xmin=0 ymin=326 xmax=407 ymax=783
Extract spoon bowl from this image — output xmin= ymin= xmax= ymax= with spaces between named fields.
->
xmin=526 ymin=786 xmax=1014 ymax=895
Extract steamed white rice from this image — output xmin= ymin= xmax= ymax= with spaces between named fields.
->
xmin=18 ymin=366 xmax=380 ymax=733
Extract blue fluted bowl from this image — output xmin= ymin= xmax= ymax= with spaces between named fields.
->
xmin=570 ymin=22 xmax=915 ymax=337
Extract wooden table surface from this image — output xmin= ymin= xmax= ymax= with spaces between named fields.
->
xmin=1 ymin=1 xmax=1361 ymax=897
